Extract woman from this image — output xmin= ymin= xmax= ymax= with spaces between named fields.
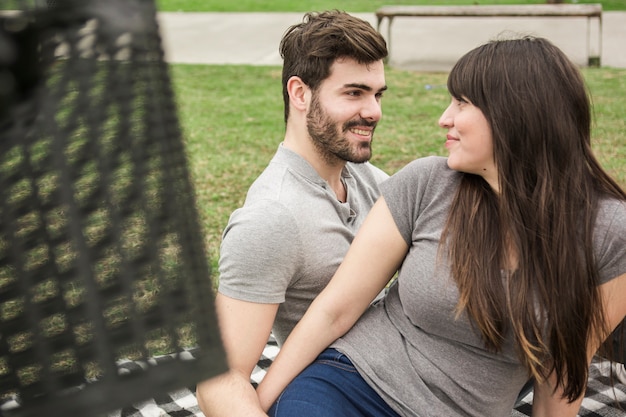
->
xmin=256 ymin=36 xmax=626 ymax=417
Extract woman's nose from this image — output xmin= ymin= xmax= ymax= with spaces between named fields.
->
xmin=438 ymin=104 xmax=454 ymax=128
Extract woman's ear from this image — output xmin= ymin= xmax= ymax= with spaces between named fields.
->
xmin=286 ymin=76 xmax=308 ymax=113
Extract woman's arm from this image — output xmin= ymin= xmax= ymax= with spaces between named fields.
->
xmin=256 ymin=197 xmax=409 ymax=411
xmin=532 ymin=272 xmax=626 ymax=416
xmin=531 ymin=372 xmax=584 ymax=417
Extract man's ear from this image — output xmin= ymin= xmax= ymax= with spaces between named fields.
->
xmin=286 ymin=76 xmax=308 ymax=113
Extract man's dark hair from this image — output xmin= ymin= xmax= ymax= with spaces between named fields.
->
xmin=279 ymin=10 xmax=387 ymax=123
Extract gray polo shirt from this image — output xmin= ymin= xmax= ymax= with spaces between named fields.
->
xmin=218 ymin=144 xmax=388 ymax=345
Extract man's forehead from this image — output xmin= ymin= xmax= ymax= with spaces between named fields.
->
xmin=325 ymin=57 xmax=386 ymax=89
xmin=330 ymin=56 xmax=384 ymax=71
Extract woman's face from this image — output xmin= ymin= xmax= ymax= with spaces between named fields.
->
xmin=438 ymin=96 xmax=498 ymax=192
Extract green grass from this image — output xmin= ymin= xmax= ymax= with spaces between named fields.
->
xmin=1 ymin=0 xmax=622 ymax=373
xmin=156 ymin=0 xmax=626 ymax=12
xmin=170 ymin=64 xmax=626 ymax=278
xmin=2 ymin=0 xmax=623 ymax=12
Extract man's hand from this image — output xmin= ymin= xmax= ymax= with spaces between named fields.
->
xmin=197 ymin=370 xmax=268 ymax=417
xmin=196 ymin=293 xmax=279 ymax=416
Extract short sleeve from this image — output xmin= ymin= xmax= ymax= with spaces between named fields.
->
xmin=594 ymin=198 xmax=626 ymax=284
xmin=218 ymin=200 xmax=302 ymax=303
xmin=380 ymin=156 xmax=455 ymax=245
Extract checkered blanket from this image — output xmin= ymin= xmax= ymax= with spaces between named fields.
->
xmin=106 ymin=336 xmax=626 ymax=417
xmin=3 ymin=337 xmax=621 ymax=416
xmin=0 ymin=340 xmax=626 ymax=417
xmin=104 ymin=339 xmax=280 ymax=417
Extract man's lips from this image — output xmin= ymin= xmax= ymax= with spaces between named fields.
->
xmin=345 ymin=119 xmax=376 ymax=139
xmin=350 ymin=127 xmax=373 ymax=137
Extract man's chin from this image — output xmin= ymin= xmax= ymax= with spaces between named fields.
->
xmin=349 ymin=152 xmax=372 ymax=164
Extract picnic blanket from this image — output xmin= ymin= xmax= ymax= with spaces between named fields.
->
xmin=105 ymin=336 xmax=626 ymax=417
xmin=4 ymin=337 xmax=620 ymax=416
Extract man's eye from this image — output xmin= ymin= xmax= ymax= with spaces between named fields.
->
xmin=348 ymin=91 xmax=362 ymax=97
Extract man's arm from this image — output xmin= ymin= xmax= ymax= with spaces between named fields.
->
xmin=196 ymin=293 xmax=278 ymax=417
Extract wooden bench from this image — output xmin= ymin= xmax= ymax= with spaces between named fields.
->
xmin=375 ymin=4 xmax=603 ymax=67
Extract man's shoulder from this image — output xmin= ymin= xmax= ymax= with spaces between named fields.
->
xmin=244 ymin=148 xmax=319 ymax=202
xmin=244 ymin=165 xmax=319 ymax=210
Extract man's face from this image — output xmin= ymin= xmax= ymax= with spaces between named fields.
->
xmin=306 ymin=58 xmax=386 ymax=164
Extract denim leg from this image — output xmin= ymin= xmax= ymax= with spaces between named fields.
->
xmin=268 ymin=348 xmax=399 ymax=417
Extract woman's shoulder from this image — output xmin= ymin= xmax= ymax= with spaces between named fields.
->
xmin=596 ymin=196 xmax=626 ymax=224
xmin=595 ymin=196 xmax=626 ymax=239
xmin=594 ymin=196 xmax=626 ymax=283
xmin=391 ymin=155 xmax=459 ymax=188
xmin=403 ymin=155 xmax=449 ymax=171
xmin=381 ymin=156 xmax=460 ymax=211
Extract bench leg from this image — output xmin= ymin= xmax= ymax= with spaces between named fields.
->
xmin=385 ymin=17 xmax=394 ymax=65
xmin=587 ymin=14 xmax=602 ymax=67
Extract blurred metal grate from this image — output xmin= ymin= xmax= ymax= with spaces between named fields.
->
xmin=0 ymin=1 xmax=227 ymax=416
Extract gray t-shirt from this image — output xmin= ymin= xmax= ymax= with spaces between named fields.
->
xmin=333 ymin=156 xmax=626 ymax=417
xmin=218 ymin=144 xmax=388 ymax=345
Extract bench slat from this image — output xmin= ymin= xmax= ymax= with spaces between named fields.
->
xmin=376 ymin=4 xmax=603 ymax=19
xmin=376 ymin=4 xmax=603 ymax=67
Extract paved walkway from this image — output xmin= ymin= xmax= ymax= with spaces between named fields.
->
xmin=157 ymin=11 xmax=626 ymax=71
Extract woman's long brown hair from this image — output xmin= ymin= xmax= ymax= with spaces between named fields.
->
xmin=441 ymin=36 xmax=626 ymax=401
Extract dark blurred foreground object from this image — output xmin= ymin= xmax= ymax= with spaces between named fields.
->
xmin=0 ymin=1 xmax=227 ymax=416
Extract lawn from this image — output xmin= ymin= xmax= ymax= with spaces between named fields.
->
xmin=154 ymin=0 xmax=625 ymax=282
xmin=156 ymin=0 xmax=626 ymax=12
xmin=0 ymin=0 xmax=622 ymax=379
xmin=169 ymin=64 xmax=626 ymax=279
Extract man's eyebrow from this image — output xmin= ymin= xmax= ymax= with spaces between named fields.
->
xmin=343 ymin=83 xmax=388 ymax=93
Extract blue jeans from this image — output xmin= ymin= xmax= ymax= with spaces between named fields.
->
xmin=268 ymin=348 xmax=400 ymax=417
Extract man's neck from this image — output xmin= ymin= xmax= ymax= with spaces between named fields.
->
xmin=283 ymin=135 xmax=347 ymax=198
xmin=283 ymin=135 xmax=346 ymax=176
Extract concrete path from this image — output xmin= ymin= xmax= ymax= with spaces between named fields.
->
xmin=157 ymin=11 xmax=626 ymax=71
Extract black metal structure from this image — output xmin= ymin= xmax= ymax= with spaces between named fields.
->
xmin=0 ymin=1 xmax=227 ymax=416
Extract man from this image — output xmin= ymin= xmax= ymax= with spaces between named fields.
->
xmin=196 ymin=10 xmax=388 ymax=416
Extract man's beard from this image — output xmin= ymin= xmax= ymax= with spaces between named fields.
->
xmin=306 ymin=94 xmax=375 ymax=164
